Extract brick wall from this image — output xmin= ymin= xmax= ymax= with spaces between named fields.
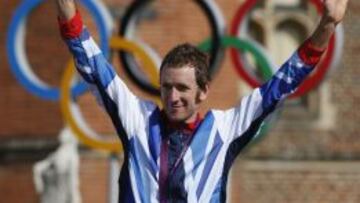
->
xmin=231 ymin=160 xmax=360 ymax=203
xmin=1 ymin=0 xmax=359 ymax=202
xmin=0 ymin=154 xmax=109 ymax=203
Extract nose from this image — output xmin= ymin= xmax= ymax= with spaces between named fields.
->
xmin=168 ymin=87 xmax=180 ymax=103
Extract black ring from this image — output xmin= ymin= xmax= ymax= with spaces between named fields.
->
xmin=119 ymin=0 xmax=224 ymax=95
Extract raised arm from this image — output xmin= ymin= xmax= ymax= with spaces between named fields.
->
xmin=220 ymin=0 xmax=349 ymax=142
xmin=259 ymin=0 xmax=349 ymax=111
xmin=55 ymin=0 xmax=157 ymax=141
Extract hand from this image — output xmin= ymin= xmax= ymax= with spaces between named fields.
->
xmin=55 ymin=0 xmax=76 ymax=20
xmin=309 ymin=0 xmax=349 ymax=49
xmin=322 ymin=0 xmax=349 ymax=25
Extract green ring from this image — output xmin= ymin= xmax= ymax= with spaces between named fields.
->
xmin=198 ymin=36 xmax=273 ymax=80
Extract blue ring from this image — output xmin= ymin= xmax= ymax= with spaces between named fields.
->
xmin=6 ymin=0 xmax=110 ymax=101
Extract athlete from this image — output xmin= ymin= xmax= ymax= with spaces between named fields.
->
xmin=56 ymin=0 xmax=348 ymax=202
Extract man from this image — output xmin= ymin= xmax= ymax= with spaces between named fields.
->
xmin=56 ymin=0 xmax=348 ymax=202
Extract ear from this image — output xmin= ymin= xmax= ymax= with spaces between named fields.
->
xmin=198 ymin=84 xmax=209 ymax=102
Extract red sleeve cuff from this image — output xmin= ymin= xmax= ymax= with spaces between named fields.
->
xmin=58 ymin=10 xmax=83 ymax=39
xmin=297 ymin=39 xmax=326 ymax=66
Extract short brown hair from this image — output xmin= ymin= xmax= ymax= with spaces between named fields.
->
xmin=160 ymin=43 xmax=210 ymax=91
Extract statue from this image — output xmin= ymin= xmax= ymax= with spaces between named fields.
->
xmin=33 ymin=127 xmax=81 ymax=203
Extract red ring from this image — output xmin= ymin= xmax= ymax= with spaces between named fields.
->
xmin=230 ymin=0 xmax=336 ymax=98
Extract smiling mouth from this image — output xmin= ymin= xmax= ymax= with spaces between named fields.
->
xmin=171 ymin=105 xmax=182 ymax=108
xmin=171 ymin=106 xmax=181 ymax=111
xmin=169 ymin=105 xmax=183 ymax=112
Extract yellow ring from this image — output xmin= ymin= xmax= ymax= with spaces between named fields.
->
xmin=60 ymin=36 xmax=160 ymax=153
xmin=109 ymin=37 xmax=160 ymax=88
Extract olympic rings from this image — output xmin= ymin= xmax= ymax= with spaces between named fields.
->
xmin=8 ymin=0 xmax=345 ymax=152
xmin=230 ymin=0 xmax=342 ymax=97
xmin=6 ymin=0 xmax=112 ymax=101
xmin=118 ymin=0 xmax=226 ymax=95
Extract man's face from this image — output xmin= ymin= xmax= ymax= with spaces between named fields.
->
xmin=160 ymin=66 xmax=208 ymax=123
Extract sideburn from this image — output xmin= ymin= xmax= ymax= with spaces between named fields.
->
xmin=195 ymin=88 xmax=205 ymax=104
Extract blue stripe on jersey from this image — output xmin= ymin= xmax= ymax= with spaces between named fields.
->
xmin=79 ymin=26 xmax=91 ymax=40
xmin=196 ymin=132 xmax=223 ymax=199
xmin=281 ymin=60 xmax=313 ymax=84
xmin=129 ymin=136 xmax=158 ymax=182
xmin=128 ymin=151 xmax=148 ymax=203
xmin=189 ymin=112 xmax=215 ymax=178
xmin=66 ymin=38 xmax=95 ymax=83
xmin=65 ymin=28 xmax=116 ymax=88
xmin=148 ymin=109 xmax=162 ymax=164
xmin=260 ymin=78 xmax=286 ymax=111
xmin=87 ymin=54 xmax=115 ymax=88
xmin=260 ymin=53 xmax=313 ymax=111
xmin=209 ymin=178 xmax=222 ymax=203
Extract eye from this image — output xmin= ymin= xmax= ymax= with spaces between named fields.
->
xmin=176 ymin=84 xmax=190 ymax=92
xmin=161 ymin=83 xmax=172 ymax=91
